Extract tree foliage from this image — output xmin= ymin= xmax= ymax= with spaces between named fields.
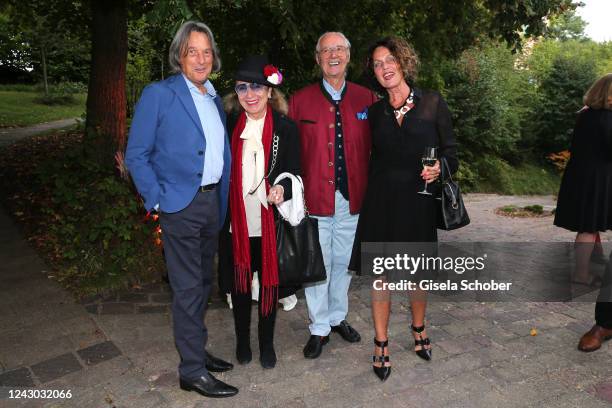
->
xmin=529 ymin=55 xmax=596 ymax=152
xmin=181 ymin=0 xmax=575 ymax=93
xmin=1 ymin=1 xmax=90 ymax=86
xmin=544 ymin=8 xmax=587 ymax=41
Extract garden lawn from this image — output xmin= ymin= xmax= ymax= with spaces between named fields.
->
xmin=0 ymin=91 xmax=86 ymax=127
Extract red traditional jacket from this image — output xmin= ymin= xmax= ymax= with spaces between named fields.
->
xmin=288 ymin=82 xmax=377 ymax=216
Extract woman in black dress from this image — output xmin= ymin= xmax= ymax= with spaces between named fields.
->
xmin=553 ymin=73 xmax=612 ymax=351
xmin=349 ymin=37 xmax=458 ymax=381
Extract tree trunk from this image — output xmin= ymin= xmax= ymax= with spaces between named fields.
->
xmin=41 ymin=46 xmax=48 ymax=96
xmin=85 ymin=0 xmax=128 ymax=162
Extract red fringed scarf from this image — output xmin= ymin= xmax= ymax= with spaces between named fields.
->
xmin=229 ymin=105 xmax=279 ymax=315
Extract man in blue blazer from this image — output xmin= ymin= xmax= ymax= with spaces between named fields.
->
xmin=125 ymin=21 xmax=237 ymax=398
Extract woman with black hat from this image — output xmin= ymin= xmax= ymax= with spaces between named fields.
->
xmin=219 ymin=55 xmax=301 ymax=368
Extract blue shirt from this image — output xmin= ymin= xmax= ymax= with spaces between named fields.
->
xmin=322 ymin=79 xmax=346 ymax=101
xmin=182 ymin=74 xmax=225 ymax=186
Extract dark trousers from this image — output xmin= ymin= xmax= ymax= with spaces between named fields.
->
xmin=160 ymin=190 xmax=219 ymax=379
xmin=231 ymin=237 xmax=277 ymax=351
xmin=595 ymin=253 xmax=612 ymax=329
xmin=595 ymin=302 xmax=612 ymax=329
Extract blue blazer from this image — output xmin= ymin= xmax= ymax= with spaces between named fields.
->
xmin=125 ymin=74 xmax=231 ymax=229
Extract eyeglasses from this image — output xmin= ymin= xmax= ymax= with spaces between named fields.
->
xmin=372 ymin=55 xmax=398 ymax=70
xmin=235 ymin=83 xmax=266 ymax=96
xmin=319 ymin=45 xmax=349 ymax=56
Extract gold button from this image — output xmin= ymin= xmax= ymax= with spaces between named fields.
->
xmin=329 ymin=107 xmax=334 ymax=112
xmin=328 ymin=180 xmax=335 ymax=184
xmin=329 ymin=123 xmax=334 ymax=129
xmin=328 ymin=162 xmax=333 ymax=166
xmin=328 ymin=142 xmax=333 ymax=148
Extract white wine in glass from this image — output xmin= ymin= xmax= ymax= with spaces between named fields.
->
xmin=418 ymin=147 xmax=437 ymax=195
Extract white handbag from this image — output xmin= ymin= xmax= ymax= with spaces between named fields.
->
xmin=273 ymin=172 xmax=305 ymax=226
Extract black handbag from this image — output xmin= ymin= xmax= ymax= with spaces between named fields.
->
xmin=265 ymin=134 xmax=326 ymax=285
xmin=275 ymin=214 xmax=326 ymax=285
xmin=436 ymin=157 xmax=470 ymax=230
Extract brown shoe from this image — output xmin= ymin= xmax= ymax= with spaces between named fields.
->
xmin=578 ymin=325 xmax=612 ymax=352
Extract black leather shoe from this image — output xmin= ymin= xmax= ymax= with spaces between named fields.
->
xmin=205 ymin=351 xmax=234 ymax=372
xmin=331 ymin=320 xmax=361 ymax=343
xmin=179 ymin=372 xmax=238 ymax=398
xmin=303 ymin=335 xmax=329 ymax=359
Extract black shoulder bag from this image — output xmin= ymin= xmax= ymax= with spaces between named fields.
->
xmin=437 ymin=156 xmax=470 ymax=230
xmin=265 ymin=134 xmax=326 ymax=285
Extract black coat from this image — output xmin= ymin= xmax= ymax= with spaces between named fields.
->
xmin=217 ymin=109 xmax=302 ymax=295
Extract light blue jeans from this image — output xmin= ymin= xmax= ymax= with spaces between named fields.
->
xmin=305 ymin=191 xmax=359 ymax=336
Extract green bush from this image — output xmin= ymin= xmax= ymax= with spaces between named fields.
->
xmin=33 ymin=82 xmax=87 ymax=106
xmin=36 ymin=146 xmax=163 ymax=293
xmin=524 ymin=204 xmax=544 ymax=214
xmin=526 ymin=55 xmax=596 ymax=152
xmin=0 ymin=132 xmax=164 ymax=296
xmin=462 ymin=157 xmax=560 ymax=195
xmin=34 ymin=93 xmax=76 ymax=105
xmin=444 ymin=42 xmax=523 ymax=167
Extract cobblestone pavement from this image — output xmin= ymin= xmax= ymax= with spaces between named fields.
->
xmin=1 ymin=194 xmax=611 ymax=408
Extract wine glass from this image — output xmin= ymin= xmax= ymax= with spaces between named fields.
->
xmin=418 ymin=147 xmax=437 ymax=195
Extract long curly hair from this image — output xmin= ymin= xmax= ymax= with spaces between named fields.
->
xmin=364 ymin=36 xmax=420 ymax=95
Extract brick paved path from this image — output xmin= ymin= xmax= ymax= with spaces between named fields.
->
xmin=1 ymin=194 xmax=611 ymax=408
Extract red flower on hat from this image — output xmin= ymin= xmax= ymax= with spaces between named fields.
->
xmin=263 ymin=64 xmax=283 ymax=85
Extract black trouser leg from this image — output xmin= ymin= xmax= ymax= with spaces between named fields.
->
xmin=230 ymin=237 xmax=278 ymax=366
xmin=595 ymin=302 xmax=612 ymax=329
xmin=160 ymin=191 xmax=219 ymax=380
xmin=595 ymin=255 xmax=612 ymax=329
xmin=231 ymin=286 xmax=252 ymax=355
xmin=258 ymin=286 xmax=277 ymax=352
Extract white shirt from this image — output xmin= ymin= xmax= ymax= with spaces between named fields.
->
xmin=241 ymin=113 xmax=268 ymax=236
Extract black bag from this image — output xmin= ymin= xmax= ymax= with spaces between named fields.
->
xmin=276 ymin=214 xmax=326 ymax=285
xmin=437 ymin=157 xmax=470 ymax=230
xmin=266 ymin=138 xmax=326 ymax=286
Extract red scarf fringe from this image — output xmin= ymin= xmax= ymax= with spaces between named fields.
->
xmin=229 ymin=106 xmax=279 ymax=315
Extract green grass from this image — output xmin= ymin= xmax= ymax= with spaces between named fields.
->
xmin=481 ymin=163 xmax=561 ymax=195
xmin=0 ymin=91 xmax=86 ymax=127
xmin=463 ymin=160 xmax=562 ymax=195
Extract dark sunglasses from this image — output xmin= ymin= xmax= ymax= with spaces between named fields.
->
xmin=235 ymin=83 xmax=266 ymax=96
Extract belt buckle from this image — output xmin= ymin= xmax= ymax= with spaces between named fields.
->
xmin=200 ymin=183 xmax=216 ymax=192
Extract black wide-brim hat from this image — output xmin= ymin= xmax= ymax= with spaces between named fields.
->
xmin=234 ymin=55 xmax=283 ymax=87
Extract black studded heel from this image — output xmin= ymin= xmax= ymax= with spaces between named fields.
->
xmin=411 ymin=324 xmax=432 ymax=361
xmin=372 ymin=338 xmax=391 ymax=381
